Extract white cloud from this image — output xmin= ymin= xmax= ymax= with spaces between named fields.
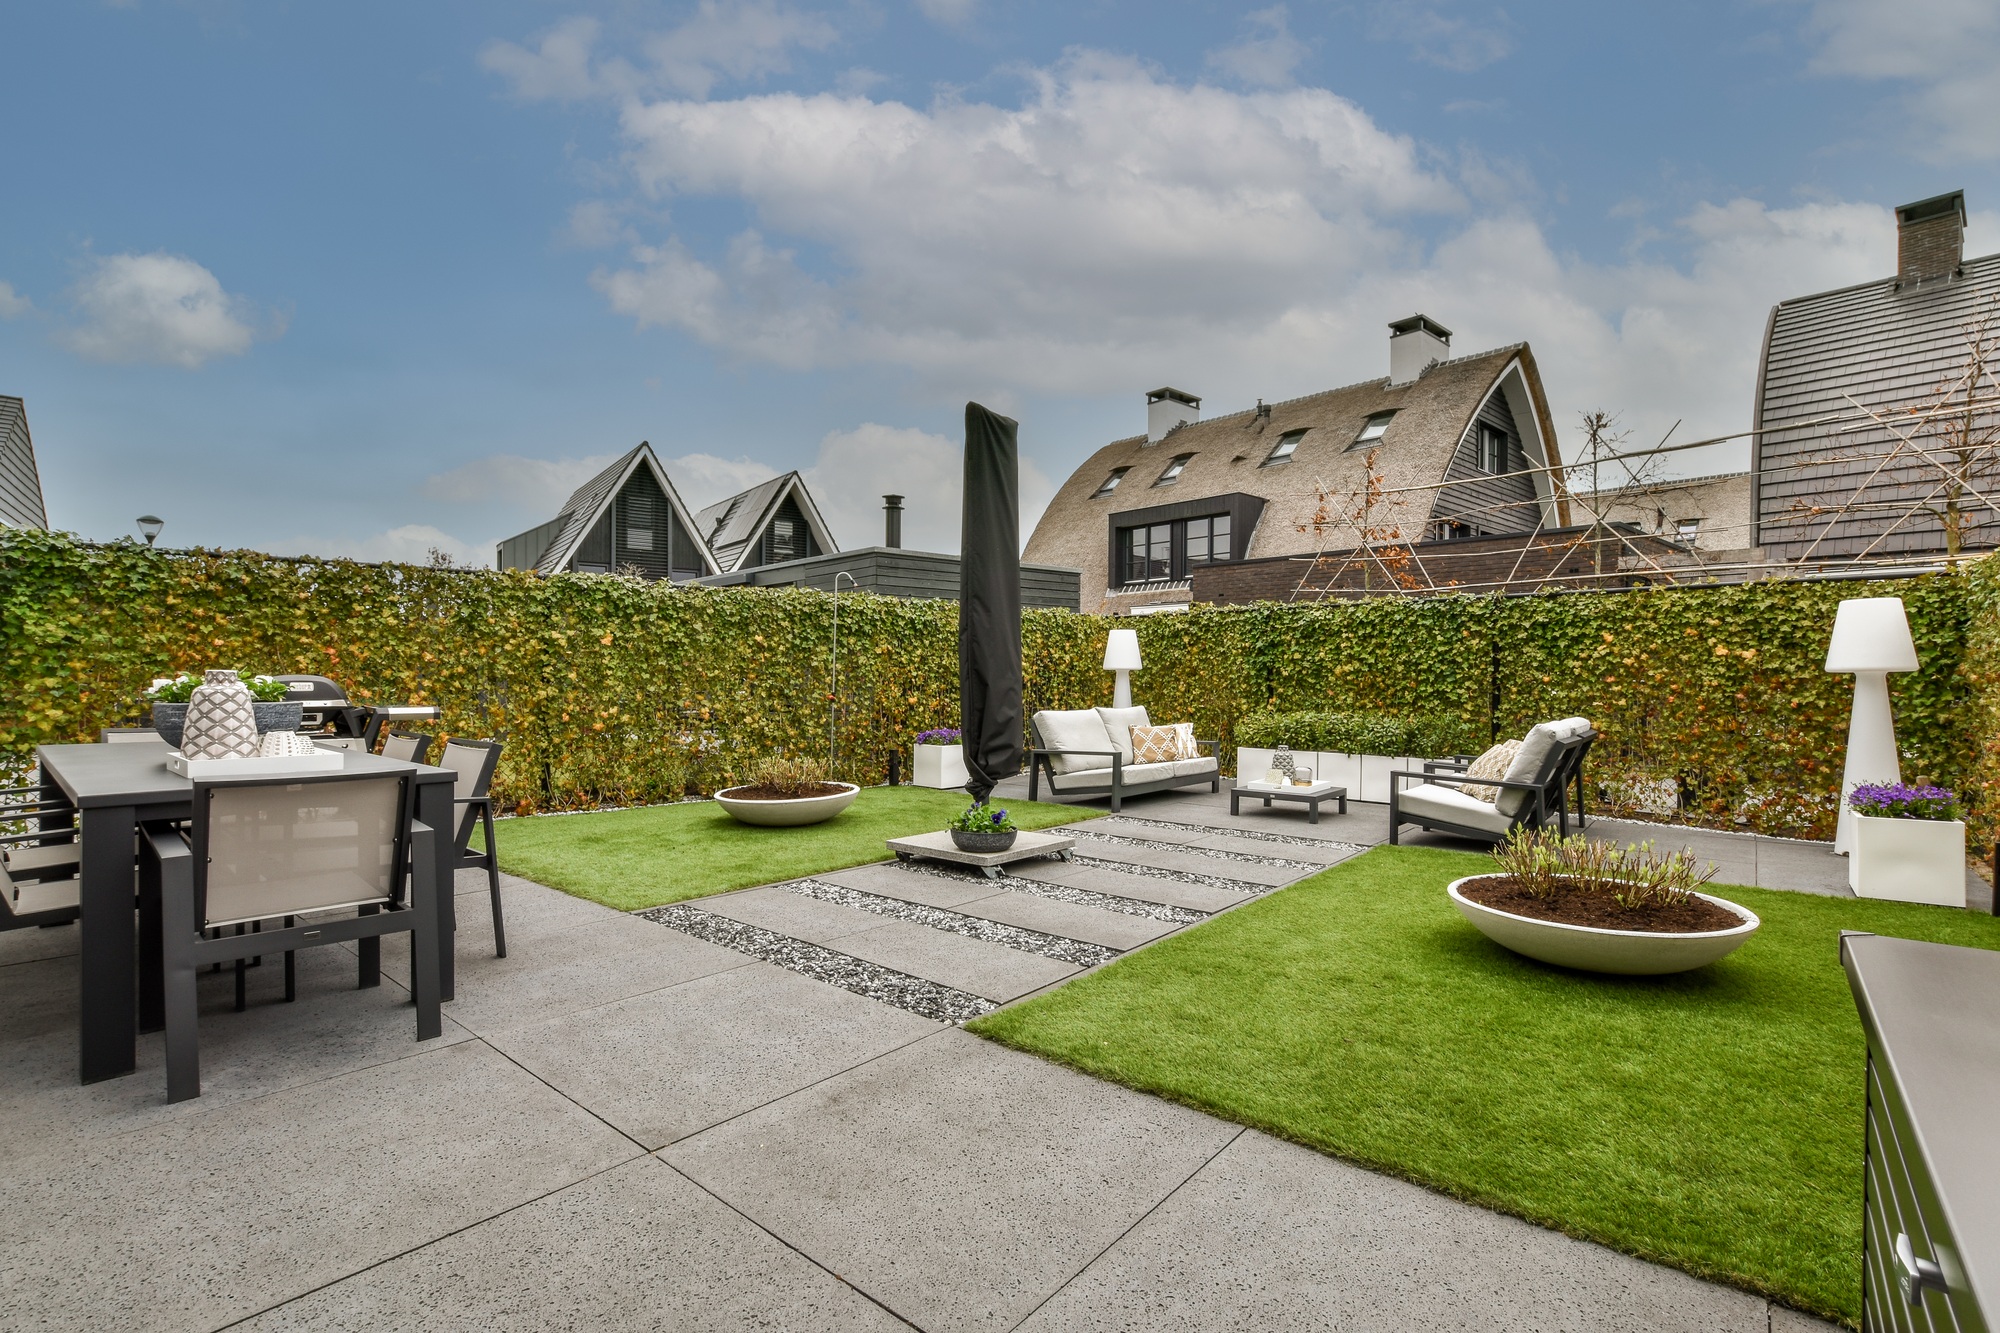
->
xmin=0 ymin=282 xmax=32 ymax=319
xmin=563 ymin=199 xmax=637 ymax=249
xmin=482 ymin=3 xmax=837 ymax=103
xmin=281 ymin=524 xmax=491 ymax=568
xmin=421 ymin=452 xmax=622 ymax=505
xmin=805 ymin=422 xmax=1054 ymax=554
xmin=1206 ymin=6 xmax=1309 ymax=89
xmin=59 ymin=252 xmax=267 ymax=369
xmin=1806 ymin=0 xmax=2000 ymax=161
xmin=913 ymin=0 xmax=977 ymax=27
xmin=1370 ymin=5 xmax=1514 ymax=72
xmin=665 ymin=450 xmax=778 ymax=512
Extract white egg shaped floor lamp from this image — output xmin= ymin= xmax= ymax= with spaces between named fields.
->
xmin=1825 ymin=596 xmax=1919 ymax=855
xmin=1104 ymin=629 xmax=1142 ymax=710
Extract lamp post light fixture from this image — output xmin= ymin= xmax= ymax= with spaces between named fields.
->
xmin=1103 ymin=628 xmax=1142 ymax=709
xmin=1825 ymin=596 xmax=1920 ymax=855
xmin=136 ymin=515 xmax=164 ymax=547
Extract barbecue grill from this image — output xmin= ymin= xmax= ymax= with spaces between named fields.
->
xmin=273 ymin=675 xmax=440 ymax=751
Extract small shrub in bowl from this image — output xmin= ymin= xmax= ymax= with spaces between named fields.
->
xmin=145 ymin=671 xmax=302 ymax=747
xmin=713 ymin=754 xmax=859 ymax=827
xmin=949 ymin=801 xmax=1018 ymax=853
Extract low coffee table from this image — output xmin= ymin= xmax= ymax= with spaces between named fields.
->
xmin=1231 ymin=780 xmax=1348 ymax=824
xmin=887 ymin=829 xmax=1075 ymax=879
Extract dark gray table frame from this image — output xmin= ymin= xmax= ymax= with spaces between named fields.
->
xmin=36 ymin=741 xmax=458 ymax=1085
xmin=1230 ymin=784 xmax=1348 ymax=824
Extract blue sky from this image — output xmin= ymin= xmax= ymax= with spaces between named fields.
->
xmin=3 ymin=0 xmax=1996 ymax=561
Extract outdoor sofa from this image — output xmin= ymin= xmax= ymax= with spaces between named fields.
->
xmin=1026 ymin=707 xmax=1220 ymax=812
xmin=1387 ymin=718 xmax=1596 ymax=845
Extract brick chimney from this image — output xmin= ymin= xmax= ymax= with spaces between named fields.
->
xmin=1896 ymin=190 xmax=1965 ymax=290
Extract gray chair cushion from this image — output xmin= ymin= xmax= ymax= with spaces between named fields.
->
xmin=1494 ymin=723 xmax=1564 ymax=817
xmin=1034 ymin=710 xmax=1118 ymax=774
xmin=1397 ymin=783 xmax=1515 ymax=836
xmin=1049 ymin=759 xmax=1179 ymax=792
xmin=1094 ymin=706 xmax=1151 ymax=764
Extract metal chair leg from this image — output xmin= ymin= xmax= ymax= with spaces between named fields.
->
xmin=483 ymin=805 xmax=506 ymax=959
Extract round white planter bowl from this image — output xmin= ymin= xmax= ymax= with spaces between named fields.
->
xmin=714 ymin=782 xmax=860 ymax=828
xmin=1447 ymin=874 xmax=1760 ymax=976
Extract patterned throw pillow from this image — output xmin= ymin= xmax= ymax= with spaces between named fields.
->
xmin=1129 ymin=724 xmax=1181 ymax=765
xmin=1459 ymin=739 xmax=1521 ymax=802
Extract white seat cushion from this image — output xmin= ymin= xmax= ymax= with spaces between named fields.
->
xmin=1397 ymin=783 xmax=1515 ymax=835
xmin=1034 ymin=709 xmax=1119 ymax=774
xmin=1049 ymin=760 xmax=1180 ymax=792
xmin=1094 ymin=706 xmax=1151 ymax=763
xmin=1173 ymin=756 xmax=1219 ymax=780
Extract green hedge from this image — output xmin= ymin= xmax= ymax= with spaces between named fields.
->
xmin=1236 ymin=710 xmax=1481 ymax=757
xmin=1 ymin=529 xmax=1993 ymax=845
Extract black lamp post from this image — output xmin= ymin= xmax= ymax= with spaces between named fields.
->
xmin=136 ymin=515 xmax=164 ymax=547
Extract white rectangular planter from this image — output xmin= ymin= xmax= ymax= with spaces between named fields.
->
xmin=913 ymin=743 xmax=969 ymax=790
xmin=1849 ymin=814 xmax=1966 ymax=907
xmin=1233 ymin=748 xmax=1431 ymax=803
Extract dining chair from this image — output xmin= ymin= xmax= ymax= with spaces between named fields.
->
xmin=100 ymin=727 xmax=161 ymax=743
xmin=380 ymin=730 xmax=433 ymax=765
xmin=0 ymin=784 xmax=81 ymax=922
xmin=438 ymin=739 xmax=506 ymax=958
xmin=142 ymin=770 xmax=440 ymax=1102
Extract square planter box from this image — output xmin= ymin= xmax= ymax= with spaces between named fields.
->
xmin=913 ymin=743 xmax=969 ymax=790
xmin=1849 ymin=814 xmax=1966 ymax=907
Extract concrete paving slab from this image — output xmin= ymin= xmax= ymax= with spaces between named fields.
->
xmin=702 ymin=884 xmax=892 ymax=944
xmin=1186 ymin=832 xmax=1357 ymax=864
xmin=1751 ymin=840 xmax=1854 ymax=895
xmin=1016 ymin=1129 xmax=1772 ymax=1333
xmin=484 ymin=961 xmax=940 ymax=1148
xmin=378 ymin=911 xmax=753 ymax=1033
xmin=0 ymin=918 xmax=80 ymax=968
xmin=663 ymin=1029 xmax=1242 ymax=1333
xmin=0 ymin=944 xmax=477 ymax=1171
xmin=1769 ymin=1305 xmax=1847 ymax=1332
xmin=1079 ymin=819 xmax=1215 ymax=845
xmin=1071 ymin=840 xmax=1303 ymax=886
xmin=236 ymin=1156 xmax=908 ymax=1332
xmin=834 ymin=919 xmax=1080 ymax=1003
xmin=0 ymin=1039 xmax=640 ymax=1333
xmin=819 ymin=861 xmax=1006 ymax=909
xmin=1009 ymin=859 xmax=1248 ymax=914
xmin=952 ymin=890 xmax=1180 ymax=950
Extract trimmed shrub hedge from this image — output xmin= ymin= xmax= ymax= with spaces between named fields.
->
xmin=1235 ymin=710 xmax=1481 ymax=758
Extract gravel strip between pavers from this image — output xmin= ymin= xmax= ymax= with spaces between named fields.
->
xmin=892 ymin=859 xmax=1207 ymax=925
xmin=1061 ymin=826 xmax=1328 ymax=870
xmin=1099 ymin=815 xmax=1367 ymax=853
xmin=1069 ymin=853 xmax=1276 ymax=894
xmin=638 ymin=904 xmax=995 ymax=1023
xmin=789 ymin=880 xmax=1117 ymax=967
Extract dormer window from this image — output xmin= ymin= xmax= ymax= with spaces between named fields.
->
xmin=1348 ymin=411 xmax=1396 ymax=449
xmin=1092 ymin=467 xmax=1130 ymax=498
xmin=1154 ymin=454 xmax=1193 ymax=486
xmin=1262 ymin=430 xmax=1306 ymax=466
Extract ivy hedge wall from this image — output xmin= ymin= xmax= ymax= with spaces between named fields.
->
xmin=3 ymin=529 xmax=1997 ymax=847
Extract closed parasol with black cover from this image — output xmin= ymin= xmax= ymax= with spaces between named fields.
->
xmin=958 ymin=402 xmax=1023 ymax=803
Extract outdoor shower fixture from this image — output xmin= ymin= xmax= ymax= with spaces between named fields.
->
xmin=1825 ymin=596 xmax=1919 ymax=855
xmin=1104 ymin=628 xmax=1142 ymax=709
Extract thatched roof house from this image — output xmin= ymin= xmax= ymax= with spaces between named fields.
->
xmin=1024 ymin=317 xmax=1567 ymax=613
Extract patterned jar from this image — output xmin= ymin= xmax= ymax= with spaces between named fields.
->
xmin=179 ymin=669 xmax=260 ymax=759
xmin=1273 ymin=744 xmax=1296 ymax=779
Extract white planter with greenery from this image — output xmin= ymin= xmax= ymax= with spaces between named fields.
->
xmin=1234 ymin=747 xmax=1425 ymax=802
xmin=715 ymin=783 xmax=859 ymax=827
xmin=1845 ymin=783 xmax=1966 ymax=908
xmin=1448 ymin=876 xmax=1760 ymax=975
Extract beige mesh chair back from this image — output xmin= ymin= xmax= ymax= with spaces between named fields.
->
xmin=100 ymin=728 xmax=160 ymax=743
xmin=438 ymin=739 xmax=506 ymax=957
xmin=381 ymin=730 xmax=432 ymax=765
xmin=145 ymin=770 xmax=442 ymax=1102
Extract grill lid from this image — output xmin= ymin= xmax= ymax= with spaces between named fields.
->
xmin=272 ymin=675 xmax=352 ymax=706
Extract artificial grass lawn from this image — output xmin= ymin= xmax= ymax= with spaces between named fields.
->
xmin=968 ymin=845 xmax=2000 ymax=1325
xmin=494 ymin=786 xmax=1091 ymax=911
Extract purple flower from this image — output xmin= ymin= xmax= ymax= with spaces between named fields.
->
xmin=990 ymin=808 xmax=1007 ymax=825
xmin=915 ymin=727 xmax=962 ymax=745
xmin=1848 ymin=782 xmax=1960 ymax=821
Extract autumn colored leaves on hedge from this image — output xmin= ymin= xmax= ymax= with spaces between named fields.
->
xmin=3 ymin=529 xmax=1996 ymax=845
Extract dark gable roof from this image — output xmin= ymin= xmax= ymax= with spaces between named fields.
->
xmin=695 ymin=471 xmax=840 ymax=572
xmin=0 ymin=395 xmax=48 ymax=529
xmin=1753 ymin=249 xmax=2000 ymax=560
xmin=495 ymin=442 xmax=718 ymax=575
xmin=1024 ymin=343 xmax=1562 ymax=611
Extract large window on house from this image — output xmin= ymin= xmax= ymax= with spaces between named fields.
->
xmin=1117 ymin=513 xmax=1232 ymax=584
xmin=1348 ymin=411 xmax=1396 ymax=449
xmin=1092 ymin=467 xmax=1130 ymax=498
xmin=1262 ymin=430 xmax=1306 ymax=466
xmin=1153 ymin=453 xmax=1193 ymax=486
xmin=1476 ymin=422 xmax=1518 ymax=474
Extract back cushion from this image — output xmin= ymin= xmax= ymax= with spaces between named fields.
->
xmin=1035 ymin=710 xmax=1117 ymax=774
xmin=1094 ymin=706 xmax=1151 ymax=763
xmin=1460 ymin=739 xmax=1521 ymax=802
xmin=1494 ymin=724 xmax=1562 ymax=817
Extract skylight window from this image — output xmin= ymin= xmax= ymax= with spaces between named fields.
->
xmin=1092 ymin=467 xmax=1130 ymax=498
xmin=1349 ymin=411 xmax=1396 ymax=449
xmin=1154 ymin=454 xmax=1193 ymax=486
xmin=1263 ymin=429 xmax=1306 ymax=466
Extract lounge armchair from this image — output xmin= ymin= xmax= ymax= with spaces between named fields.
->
xmin=1388 ymin=718 xmax=1595 ymax=845
xmin=1026 ymin=707 xmax=1219 ymax=813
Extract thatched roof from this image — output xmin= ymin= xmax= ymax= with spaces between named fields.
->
xmin=1023 ymin=343 xmax=1564 ymax=613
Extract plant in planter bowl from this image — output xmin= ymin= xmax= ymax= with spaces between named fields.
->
xmin=146 ymin=671 xmax=303 ymax=747
xmin=1846 ymin=782 xmax=1966 ymax=907
xmin=1448 ymin=830 xmax=1760 ymax=975
xmin=713 ymin=755 xmax=860 ymax=828
xmin=949 ymin=801 xmax=1017 ymax=853
xmin=912 ymin=727 xmax=968 ymax=790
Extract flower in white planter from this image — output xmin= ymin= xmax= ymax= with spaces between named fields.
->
xmin=1846 ymin=782 xmax=1966 ymax=908
xmin=912 ymin=727 xmax=968 ymax=789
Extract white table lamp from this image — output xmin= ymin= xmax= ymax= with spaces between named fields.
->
xmin=1825 ymin=597 xmax=1919 ymax=855
xmin=1104 ymin=629 xmax=1142 ymax=709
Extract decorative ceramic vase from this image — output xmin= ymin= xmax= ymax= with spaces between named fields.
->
xmin=179 ymin=669 xmax=259 ymax=759
xmin=1273 ymin=745 xmax=1295 ymax=779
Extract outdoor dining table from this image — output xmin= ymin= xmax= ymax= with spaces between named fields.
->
xmin=35 ymin=740 xmax=461 ymax=1085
